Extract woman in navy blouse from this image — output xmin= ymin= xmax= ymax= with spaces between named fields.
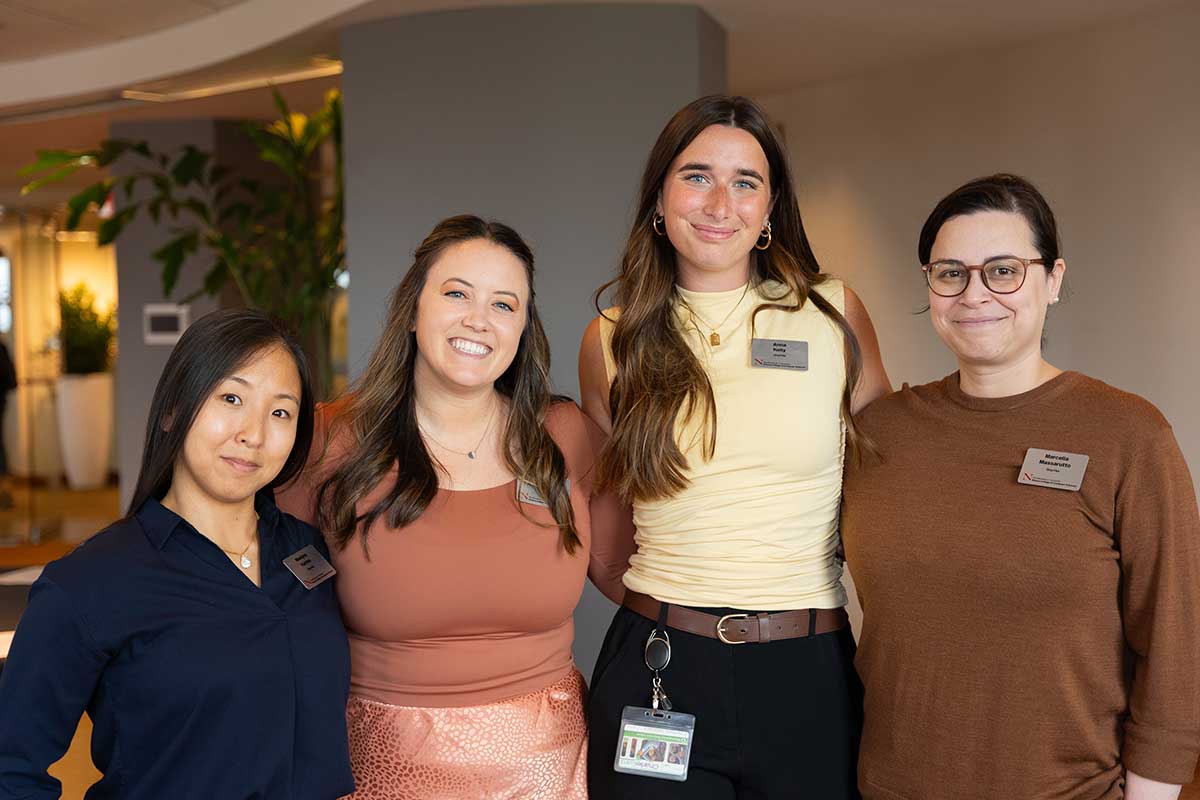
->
xmin=0 ymin=309 xmax=354 ymax=800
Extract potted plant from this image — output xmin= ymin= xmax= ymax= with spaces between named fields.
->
xmin=20 ymin=89 xmax=344 ymax=396
xmin=56 ymin=284 xmax=116 ymax=490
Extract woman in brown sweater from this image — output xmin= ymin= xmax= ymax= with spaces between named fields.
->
xmin=842 ymin=174 xmax=1199 ymax=799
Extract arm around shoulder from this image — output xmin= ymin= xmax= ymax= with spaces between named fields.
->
xmin=843 ymin=286 xmax=892 ymax=413
xmin=578 ymin=316 xmax=612 ymax=435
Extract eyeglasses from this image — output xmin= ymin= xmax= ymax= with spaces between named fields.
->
xmin=922 ymin=256 xmax=1044 ymax=297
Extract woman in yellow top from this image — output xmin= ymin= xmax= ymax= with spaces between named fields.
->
xmin=580 ymin=95 xmax=891 ymax=798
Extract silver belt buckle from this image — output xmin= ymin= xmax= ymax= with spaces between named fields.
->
xmin=715 ymin=613 xmax=749 ymax=645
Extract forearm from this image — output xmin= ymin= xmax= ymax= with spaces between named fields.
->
xmin=1125 ymin=770 xmax=1182 ymax=800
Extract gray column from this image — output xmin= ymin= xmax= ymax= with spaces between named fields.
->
xmin=340 ymin=4 xmax=726 ymax=675
xmin=112 ymin=120 xmax=221 ymax=512
xmin=112 ymin=119 xmax=268 ymax=511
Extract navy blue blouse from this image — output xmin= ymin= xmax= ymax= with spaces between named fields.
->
xmin=0 ymin=495 xmax=354 ymax=800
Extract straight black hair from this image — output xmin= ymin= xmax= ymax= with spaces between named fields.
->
xmin=918 ymin=173 xmax=1062 ymax=268
xmin=126 ymin=309 xmax=315 ymax=515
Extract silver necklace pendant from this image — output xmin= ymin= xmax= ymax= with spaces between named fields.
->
xmin=467 ymin=450 xmax=476 ymax=460
xmin=240 ymin=555 xmax=252 ymax=569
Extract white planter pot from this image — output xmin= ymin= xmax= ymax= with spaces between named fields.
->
xmin=56 ymin=372 xmax=114 ymax=491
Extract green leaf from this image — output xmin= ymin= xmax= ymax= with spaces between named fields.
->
xmin=147 ymin=197 xmax=163 ymax=225
xmin=97 ymin=205 xmax=137 ymax=245
xmin=182 ymin=197 xmax=212 ymax=225
xmin=218 ymin=201 xmax=251 ymax=225
xmin=121 ymin=175 xmax=138 ymax=200
xmin=171 ymin=146 xmax=211 ymax=187
xmin=65 ymin=181 xmax=114 ymax=230
xmin=17 ymin=148 xmax=94 ymax=177
xmin=151 ymin=231 xmax=199 ymax=296
xmin=208 ymin=164 xmax=231 ymax=185
xmin=20 ymin=164 xmax=79 ymax=195
xmin=272 ymin=88 xmax=291 ymax=126
xmin=202 ymin=259 xmax=229 ymax=295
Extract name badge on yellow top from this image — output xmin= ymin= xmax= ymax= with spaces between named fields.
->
xmin=1017 ymin=448 xmax=1089 ymax=491
xmin=750 ymin=338 xmax=808 ymax=371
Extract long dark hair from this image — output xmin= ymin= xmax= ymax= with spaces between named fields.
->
xmin=596 ymin=95 xmax=866 ymax=502
xmin=314 ymin=214 xmax=580 ymax=555
xmin=127 ymin=309 xmax=315 ymax=515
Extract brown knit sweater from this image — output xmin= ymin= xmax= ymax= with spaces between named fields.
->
xmin=842 ymin=371 xmax=1200 ymax=799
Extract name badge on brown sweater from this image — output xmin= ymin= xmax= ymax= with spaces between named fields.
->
xmin=1018 ymin=448 xmax=1089 ymax=491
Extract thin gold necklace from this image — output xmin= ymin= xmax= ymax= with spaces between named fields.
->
xmin=218 ymin=513 xmax=259 ymax=569
xmin=418 ymin=397 xmax=499 ymax=460
xmin=220 ymin=539 xmax=255 ymax=570
xmin=677 ymin=282 xmax=751 ymax=347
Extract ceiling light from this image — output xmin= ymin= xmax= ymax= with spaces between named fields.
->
xmin=122 ymin=60 xmax=343 ymax=104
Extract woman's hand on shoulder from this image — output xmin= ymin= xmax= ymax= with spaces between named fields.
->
xmin=844 ymin=286 xmax=892 ymax=414
xmin=578 ymin=316 xmax=612 ymax=434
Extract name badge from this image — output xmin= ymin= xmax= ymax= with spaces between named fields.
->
xmin=613 ymin=706 xmax=696 ymax=782
xmin=750 ymin=338 xmax=808 ymax=371
xmin=282 ymin=545 xmax=336 ymax=589
xmin=1017 ymin=448 xmax=1089 ymax=491
xmin=516 ymin=479 xmax=570 ymax=508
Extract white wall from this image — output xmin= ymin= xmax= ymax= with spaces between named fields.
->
xmin=759 ymin=4 xmax=1200 ymax=631
xmin=761 ymin=3 xmax=1200 ymax=475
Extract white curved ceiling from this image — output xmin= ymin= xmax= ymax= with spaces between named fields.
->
xmin=0 ymin=0 xmax=1188 ymax=111
xmin=0 ymin=0 xmax=250 ymax=63
xmin=0 ymin=0 xmax=1189 ymax=210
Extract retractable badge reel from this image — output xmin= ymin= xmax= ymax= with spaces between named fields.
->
xmin=613 ymin=603 xmax=696 ymax=782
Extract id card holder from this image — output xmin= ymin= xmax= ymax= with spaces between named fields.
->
xmin=613 ymin=705 xmax=696 ymax=782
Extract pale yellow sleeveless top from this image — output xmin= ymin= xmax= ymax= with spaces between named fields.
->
xmin=599 ymin=278 xmax=848 ymax=610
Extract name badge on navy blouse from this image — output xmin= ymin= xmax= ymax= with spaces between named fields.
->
xmin=517 ymin=479 xmax=570 ymax=508
xmin=751 ymin=338 xmax=808 ymax=371
xmin=282 ymin=546 xmax=336 ymax=589
xmin=1017 ymin=448 xmax=1089 ymax=491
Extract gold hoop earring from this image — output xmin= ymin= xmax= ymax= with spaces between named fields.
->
xmin=652 ymin=214 xmax=666 ymax=236
xmin=755 ymin=220 xmax=772 ymax=250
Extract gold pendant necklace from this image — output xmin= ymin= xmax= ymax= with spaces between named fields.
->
xmin=219 ymin=513 xmax=259 ymax=569
xmin=678 ymin=282 xmax=751 ymax=347
xmin=418 ymin=396 xmax=499 ymax=460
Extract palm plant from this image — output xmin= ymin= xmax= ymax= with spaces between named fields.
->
xmin=20 ymin=89 xmax=345 ymax=394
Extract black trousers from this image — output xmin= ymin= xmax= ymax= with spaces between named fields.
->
xmin=588 ymin=604 xmax=863 ymax=799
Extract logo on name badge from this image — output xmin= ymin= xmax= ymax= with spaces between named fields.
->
xmin=1017 ymin=448 xmax=1089 ymax=491
xmin=517 ymin=479 xmax=570 ymax=508
xmin=282 ymin=545 xmax=336 ymax=589
xmin=750 ymin=338 xmax=808 ymax=371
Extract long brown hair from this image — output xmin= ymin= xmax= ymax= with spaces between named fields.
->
xmin=315 ymin=215 xmax=579 ymax=554
xmin=597 ymin=95 xmax=865 ymax=502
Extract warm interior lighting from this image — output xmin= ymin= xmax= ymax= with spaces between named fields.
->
xmin=122 ymin=60 xmax=343 ymax=103
xmin=55 ymin=231 xmax=98 ymax=243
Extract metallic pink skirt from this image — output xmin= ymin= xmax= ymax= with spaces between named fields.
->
xmin=340 ymin=669 xmax=588 ymax=799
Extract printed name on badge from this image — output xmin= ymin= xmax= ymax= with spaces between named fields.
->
xmin=750 ymin=338 xmax=808 ymax=371
xmin=516 ymin=479 xmax=570 ymax=508
xmin=1017 ymin=448 xmax=1089 ymax=491
xmin=282 ymin=545 xmax=336 ymax=589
